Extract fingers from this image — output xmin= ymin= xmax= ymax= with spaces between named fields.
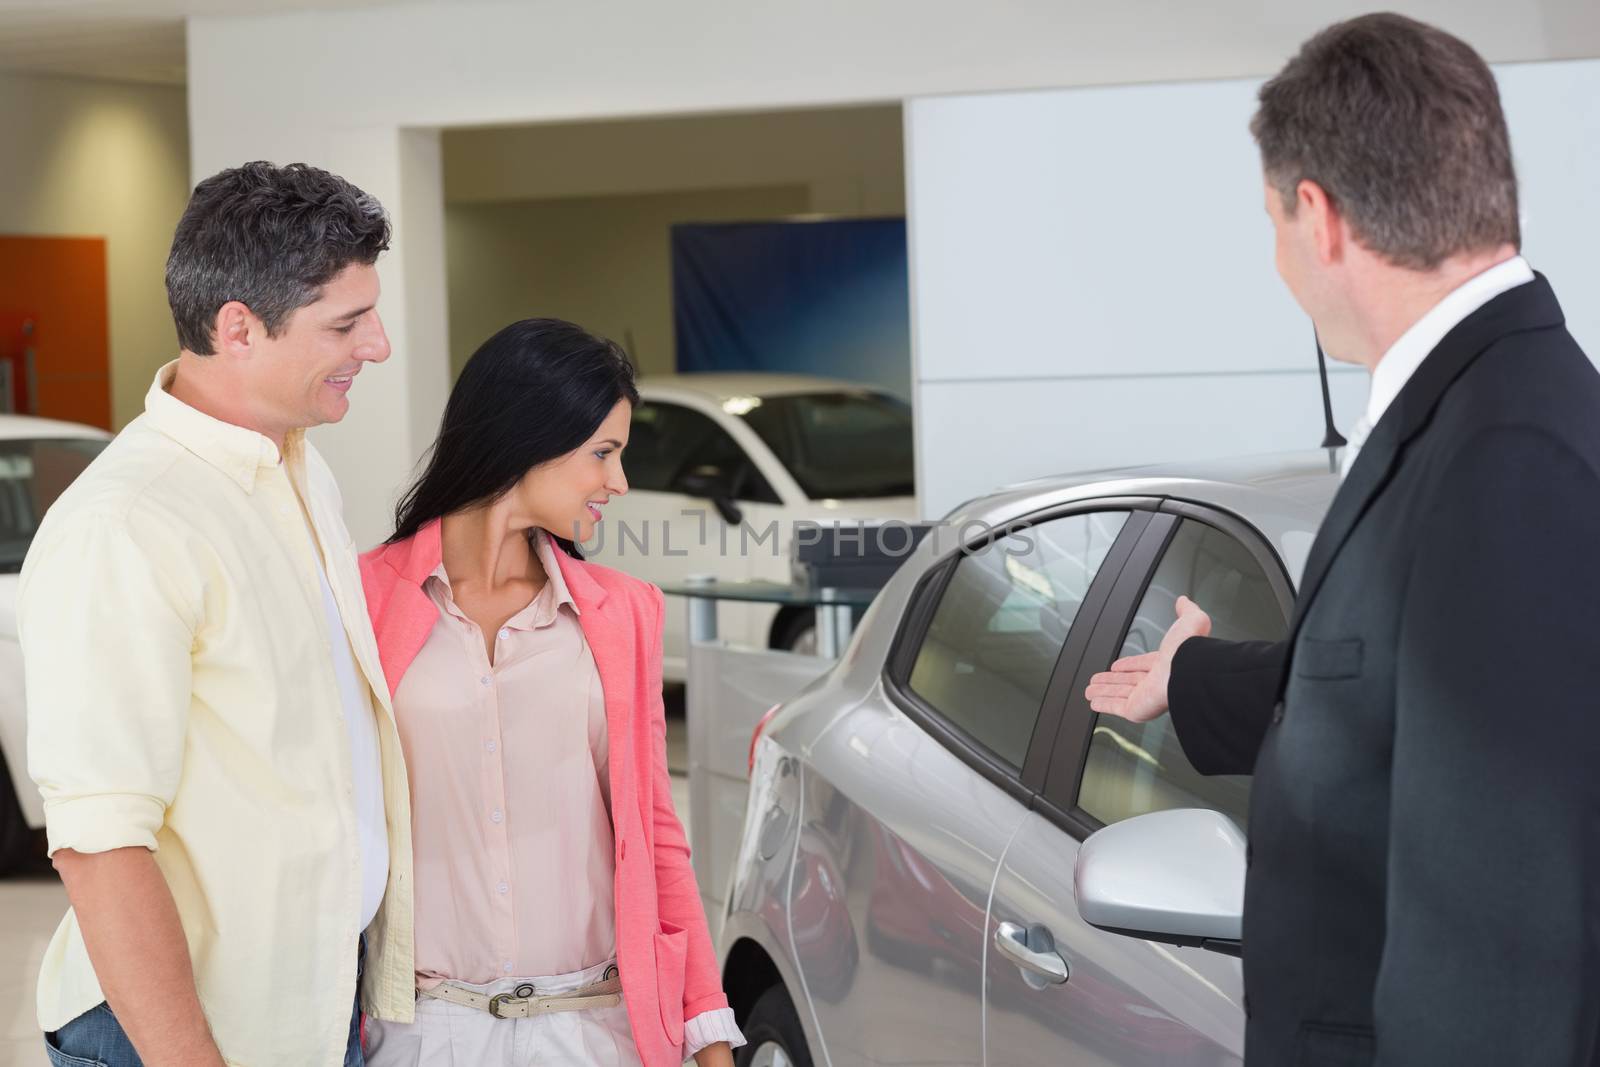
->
xmin=1105 ymin=651 xmax=1161 ymax=674
xmin=1085 ymin=677 xmax=1141 ymax=699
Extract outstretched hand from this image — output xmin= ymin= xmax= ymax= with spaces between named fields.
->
xmin=1083 ymin=595 xmax=1212 ymax=723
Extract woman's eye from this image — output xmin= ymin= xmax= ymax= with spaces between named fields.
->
xmin=595 ymin=449 xmax=612 ymax=459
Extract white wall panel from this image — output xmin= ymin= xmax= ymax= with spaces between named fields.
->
xmin=918 ymin=370 xmax=1366 ymax=518
xmin=908 ymin=60 xmax=1600 ymax=519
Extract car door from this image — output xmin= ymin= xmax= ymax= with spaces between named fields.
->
xmin=588 ymin=399 xmax=785 ymax=675
xmin=789 ymin=503 xmax=1154 ymax=1064
xmin=984 ymin=505 xmax=1293 ymax=1066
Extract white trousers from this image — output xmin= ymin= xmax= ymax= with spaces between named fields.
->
xmin=367 ymin=959 xmax=645 ymax=1067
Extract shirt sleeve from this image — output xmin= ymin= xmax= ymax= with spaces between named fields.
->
xmin=21 ymin=511 xmax=198 ymax=856
xmin=682 ymin=1006 xmax=747 ymax=1061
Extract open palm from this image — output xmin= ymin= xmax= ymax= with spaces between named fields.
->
xmin=1083 ymin=596 xmax=1212 ymax=722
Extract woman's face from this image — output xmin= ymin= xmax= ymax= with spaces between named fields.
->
xmin=514 ymin=398 xmax=631 ymax=543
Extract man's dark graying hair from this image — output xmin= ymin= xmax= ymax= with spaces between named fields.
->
xmin=165 ymin=162 xmax=391 ymax=354
xmin=1251 ymin=13 xmax=1519 ymax=271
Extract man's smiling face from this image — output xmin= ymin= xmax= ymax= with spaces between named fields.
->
xmin=248 ymin=262 xmax=391 ymax=432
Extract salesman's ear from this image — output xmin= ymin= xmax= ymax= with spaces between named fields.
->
xmin=1296 ymin=179 xmax=1344 ymax=266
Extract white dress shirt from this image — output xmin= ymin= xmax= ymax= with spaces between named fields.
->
xmin=1341 ymin=256 xmax=1535 ymax=478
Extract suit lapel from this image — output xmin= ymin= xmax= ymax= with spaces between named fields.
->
xmin=1283 ymin=276 xmax=1565 ymax=669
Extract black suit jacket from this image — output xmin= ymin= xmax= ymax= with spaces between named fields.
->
xmin=1166 ymin=275 xmax=1600 ymax=1066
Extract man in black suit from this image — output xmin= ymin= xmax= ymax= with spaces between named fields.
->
xmin=1085 ymin=14 xmax=1600 ymax=1065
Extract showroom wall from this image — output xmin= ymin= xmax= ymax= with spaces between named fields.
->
xmin=186 ymin=0 xmax=1600 ymax=546
xmin=446 ymin=185 xmax=811 ymax=379
xmin=442 ymin=106 xmax=905 ymax=381
xmin=906 ymin=59 xmax=1600 ymax=516
xmin=0 ymin=70 xmax=189 ymax=429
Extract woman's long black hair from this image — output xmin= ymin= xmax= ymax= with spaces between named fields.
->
xmin=388 ymin=318 xmax=640 ymax=555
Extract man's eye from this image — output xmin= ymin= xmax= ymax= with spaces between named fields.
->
xmin=333 ymin=323 xmax=357 ymax=335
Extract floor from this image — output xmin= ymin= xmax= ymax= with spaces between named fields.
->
xmin=0 ymin=700 xmax=691 ymax=1066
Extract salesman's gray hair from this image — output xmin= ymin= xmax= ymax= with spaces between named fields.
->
xmin=1252 ymin=13 xmax=1519 ymax=271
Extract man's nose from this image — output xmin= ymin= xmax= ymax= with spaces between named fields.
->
xmin=359 ymin=313 xmax=392 ymax=364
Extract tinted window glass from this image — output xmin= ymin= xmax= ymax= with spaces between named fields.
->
xmin=627 ymin=401 xmax=778 ymax=504
xmin=739 ymin=391 xmax=913 ymax=500
xmin=909 ymin=511 xmax=1128 ymax=769
xmin=1077 ymin=519 xmax=1286 ymax=827
xmin=0 ymin=437 xmax=106 ymax=572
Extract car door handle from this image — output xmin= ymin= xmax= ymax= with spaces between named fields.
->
xmin=995 ymin=921 xmax=1069 ymax=984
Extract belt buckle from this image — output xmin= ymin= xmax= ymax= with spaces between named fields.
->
xmin=488 ymin=993 xmax=513 ymax=1019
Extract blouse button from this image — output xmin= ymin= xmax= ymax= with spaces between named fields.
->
xmin=498 ymin=628 xmax=511 ymax=641
xmin=485 ymin=740 xmax=497 ymax=753
xmin=497 ymin=882 xmax=509 ymax=895
xmin=491 ymin=809 xmax=503 ymax=824
xmin=480 ymin=675 xmax=492 ymax=687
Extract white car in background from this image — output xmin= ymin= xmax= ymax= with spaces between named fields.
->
xmin=0 ymin=415 xmax=113 ymax=873
xmin=585 ymin=374 xmax=918 ymax=680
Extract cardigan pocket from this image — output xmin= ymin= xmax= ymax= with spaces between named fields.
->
xmin=654 ymin=919 xmax=688 ymax=1046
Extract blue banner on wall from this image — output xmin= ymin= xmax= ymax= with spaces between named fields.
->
xmin=670 ymin=217 xmax=910 ymax=398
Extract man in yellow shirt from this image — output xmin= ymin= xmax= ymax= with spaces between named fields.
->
xmin=21 ymin=162 xmax=415 ymax=1066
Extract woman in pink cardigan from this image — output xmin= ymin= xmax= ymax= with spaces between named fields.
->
xmin=359 ymin=319 xmax=744 ymax=1067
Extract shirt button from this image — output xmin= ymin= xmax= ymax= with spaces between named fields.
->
xmin=480 ymin=675 xmax=492 ymax=686
xmin=491 ymin=809 xmax=503 ymax=824
xmin=498 ymin=628 xmax=510 ymax=641
xmin=497 ymin=882 xmax=509 ymax=895
xmin=504 ymin=961 xmax=514 ymax=973
xmin=485 ymin=740 xmax=498 ymax=753
xmin=1271 ymin=700 xmax=1286 ymax=724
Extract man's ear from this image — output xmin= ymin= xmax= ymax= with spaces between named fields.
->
xmin=211 ymin=301 xmax=260 ymax=358
xmin=1297 ymin=179 xmax=1344 ymax=266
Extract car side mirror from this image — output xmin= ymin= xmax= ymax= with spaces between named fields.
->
xmin=1074 ymin=808 xmax=1245 ymax=957
xmin=677 ymin=464 xmax=743 ymax=526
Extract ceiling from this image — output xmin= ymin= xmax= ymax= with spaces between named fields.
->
xmin=0 ymin=0 xmax=409 ymax=85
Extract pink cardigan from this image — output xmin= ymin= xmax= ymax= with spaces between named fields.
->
xmin=359 ymin=521 xmax=727 ymax=1067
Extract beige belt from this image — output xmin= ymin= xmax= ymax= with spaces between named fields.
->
xmin=422 ymin=972 xmax=622 ymax=1020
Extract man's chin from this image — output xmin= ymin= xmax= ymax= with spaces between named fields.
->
xmin=315 ymin=394 xmax=351 ymax=424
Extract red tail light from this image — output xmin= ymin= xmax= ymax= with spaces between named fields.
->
xmin=749 ymin=704 xmax=783 ymax=777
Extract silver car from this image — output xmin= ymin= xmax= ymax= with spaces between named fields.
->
xmin=720 ymin=452 xmax=1339 ymax=1066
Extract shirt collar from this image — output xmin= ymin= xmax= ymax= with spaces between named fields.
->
xmin=1364 ymin=256 xmax=1535 ymax=430
xmin=425 ymin=529 xmax=581 ymax=630
xmin=144 ymin=360 xmax=301 ymax=493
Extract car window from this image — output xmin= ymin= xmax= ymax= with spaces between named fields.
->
xmin=1077 ymin=518 xmax=1286 ymax=828
xmin=0 ymin=436 xmax=107 ymax=572
xmin=908 ymin=511 xmax=1129 ymax=770
xmin=627 ymin=401 xmax=778 ymax=504
xmin=739 ymin=391 xmax=914 ymax=500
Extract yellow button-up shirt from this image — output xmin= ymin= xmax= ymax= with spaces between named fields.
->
xmin=20 ymin=362 xmax=415 ymax=1065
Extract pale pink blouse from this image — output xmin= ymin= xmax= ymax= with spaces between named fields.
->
xmin=393 ymin=532 xmax=744 ymax=1058
xmin=394 ymin=532 xmax=618 ymax=986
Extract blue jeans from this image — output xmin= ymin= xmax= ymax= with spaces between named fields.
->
xmin=45 ymin=943 xmax=366 ymax=1067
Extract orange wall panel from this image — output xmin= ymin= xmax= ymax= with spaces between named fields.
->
xmin=0 ymin=236 xmax=112 ymax=431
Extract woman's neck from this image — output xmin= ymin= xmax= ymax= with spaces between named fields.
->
xmin=439 ymin=504 xmax=548 ymax=592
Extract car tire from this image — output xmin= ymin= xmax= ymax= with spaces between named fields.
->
xmin=772 ymin=609 xmax=817 ymax=656
xmin=736 ymin=984 xmax=813 ymax=1067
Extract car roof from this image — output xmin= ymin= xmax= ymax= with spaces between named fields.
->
xmin=0 ymin=413 xmax=113 ymax=441
xmin=636 ymin=372 xmax=884 ymax=403
xmin=950 ymin=449 xmax=1343 ymax=584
